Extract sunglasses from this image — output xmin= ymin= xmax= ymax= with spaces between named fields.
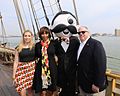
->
xmin=77 ymin=31 xmax=87 ymax=35
xmin=41 ymin=31 xmax=49 ymax=35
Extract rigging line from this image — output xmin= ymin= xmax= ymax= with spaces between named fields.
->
xmin=46 ymin=2 xmax=58 ymax=7
xmin=29 ymin=0 xmax=40 ymax=32
xmin=44 ymin=1 xmax=58 ymax=7
xmin=19 ymin=0 xmax=30 ymax=29
xmin=46 ymin=0 xmax=62 ymax=14
xmin=72 ymin=0 xmax=79 ymax=25
xmin=33 ymin=0 xmax=40 ymax=5
xmin=34 ymin=7 xmax=43 ymax=12
xmin=40 ymin=0 xmax=50 ymax=26
xmin=38 ymin=16 xmax=45 ymax=20
xmin=35 ymin=0 xmax=58 ymax=17
xmin=44 ymin=1 xmax=60 ymax=9
xmin=48 ymin=0 xmax=54 ymax=16
xmin=12 ymin=0 xmax=24 ymax=34
xmin=38 ymin=14 xmax=54 ymax=20
xmin=27 ymin=0 xmax=38 ymax=41
xmin=56 ymin=0 xmax=62 ymax=11
xmin=107 ymin=56 xmax=120 ymax=61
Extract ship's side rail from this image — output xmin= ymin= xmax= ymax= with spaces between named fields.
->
xmin=0 ymin=46 xmax=15 ymax=65
xmin=106 ymin=69 xmax=120 ymax=96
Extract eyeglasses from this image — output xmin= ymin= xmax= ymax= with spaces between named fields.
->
xmin=77 ymin=31 xmax=87 ymax=35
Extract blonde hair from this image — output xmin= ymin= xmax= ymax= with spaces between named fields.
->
xmin=17 ymin=30 xmax=34 ymax=52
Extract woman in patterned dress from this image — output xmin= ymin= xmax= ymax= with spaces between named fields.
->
xmin=13 ymin=30 xmax=35 ymax=96
xmin=32 ymin=26 xmax=57 ymax=96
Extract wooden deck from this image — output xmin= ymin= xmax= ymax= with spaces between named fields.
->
xmin=0 ymin=64 xmax=19 ymax=96
xmin=0 ymin=62 xmax=120 ymax=96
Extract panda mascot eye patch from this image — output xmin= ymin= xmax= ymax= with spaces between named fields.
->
xmin=67 ymin=25 xmax=77 ymax=34
xmin=51 ymin=24 xmax=67 ymax=33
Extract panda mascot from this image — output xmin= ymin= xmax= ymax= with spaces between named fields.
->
xmin=51 ymin=11 xmax=80 ymax=96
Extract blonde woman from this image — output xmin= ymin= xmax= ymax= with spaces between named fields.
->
xmin=13 ymin=30 xmax=35 ymax=96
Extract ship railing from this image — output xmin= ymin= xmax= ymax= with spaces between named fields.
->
xmin=0 ymin=46 xmax=15 ymax=65
xmin=106 ymin=69 xmax=120 ymax=96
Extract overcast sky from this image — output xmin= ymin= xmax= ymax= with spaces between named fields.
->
xmin=0 ymin=0 xmax=120 ymax=36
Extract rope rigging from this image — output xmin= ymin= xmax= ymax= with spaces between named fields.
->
xmin=27 ymin=0 xmax=38 ymax=41
xmin=19 ymin=0 xmax=30 ymax=29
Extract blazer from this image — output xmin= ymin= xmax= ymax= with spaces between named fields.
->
xmin=54 ymin=36 xmax=80 ymax=87
xmin=77 ymin=37 xmax=108 ymax=93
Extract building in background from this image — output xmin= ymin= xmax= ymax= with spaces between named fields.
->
xmin=115 ymin=29 xmax=120 ymax=36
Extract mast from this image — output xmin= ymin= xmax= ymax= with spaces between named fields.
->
xmin=13 ymin=0 xmax=26 ymax=34
xmin=0 ymin=12 xmax=7 ymax=44
xmin=72 ymin=0 xmax=79 ymax=25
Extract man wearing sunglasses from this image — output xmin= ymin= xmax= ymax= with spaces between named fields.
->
xmin=77 ymin=26 xmax=108 ymax=96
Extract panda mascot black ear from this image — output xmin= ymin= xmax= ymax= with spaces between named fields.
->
xmin=51 ymin=11 xmax=78 ymax=34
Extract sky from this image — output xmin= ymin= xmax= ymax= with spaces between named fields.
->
xmin=0 ymin=0 xmax=120 ymax=36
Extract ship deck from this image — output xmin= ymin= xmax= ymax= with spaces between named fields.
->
xmin=0 ymin=64 xmax=19 ymax=96
xmin=0 ymin=63 xmax=40 ymax=96
xmin=0 ymin=63 xmax=120 ymax=96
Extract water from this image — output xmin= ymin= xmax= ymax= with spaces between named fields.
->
xmin=0 ymin=37 xmax=21 ymax=48
xmin=1 ymin=36 xmax=120 ymax=72
xmin=93 ymin=36 xmax=120 ymax=72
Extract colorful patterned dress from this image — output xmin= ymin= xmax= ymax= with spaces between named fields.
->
xmin=14 ymin=47 xmax=35 ymax=93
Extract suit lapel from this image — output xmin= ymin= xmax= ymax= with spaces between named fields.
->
xmin=77 ymin=38 xmax=91 ymax=61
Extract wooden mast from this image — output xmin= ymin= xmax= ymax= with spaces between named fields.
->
xmin=0 ymin=12 xmax=7 ymax=44
xmin=72 ymin=0 xmax=79 ymax=25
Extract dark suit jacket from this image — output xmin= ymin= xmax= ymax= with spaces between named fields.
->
xmin=77 ymin=37 xmax=108 ymax=93
xmin=54 ymin=36 xmax=80 ymax=88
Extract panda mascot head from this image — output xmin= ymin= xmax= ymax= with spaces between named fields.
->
xmin=51 ymin=11 xmax=78 ymax=38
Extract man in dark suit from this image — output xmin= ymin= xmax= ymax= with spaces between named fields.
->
xmin=77 ymin=26 xmax=108 ymax=96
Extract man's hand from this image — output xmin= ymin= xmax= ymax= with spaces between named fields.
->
xmin=92 ymin=84 xmax=99 ymax=93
